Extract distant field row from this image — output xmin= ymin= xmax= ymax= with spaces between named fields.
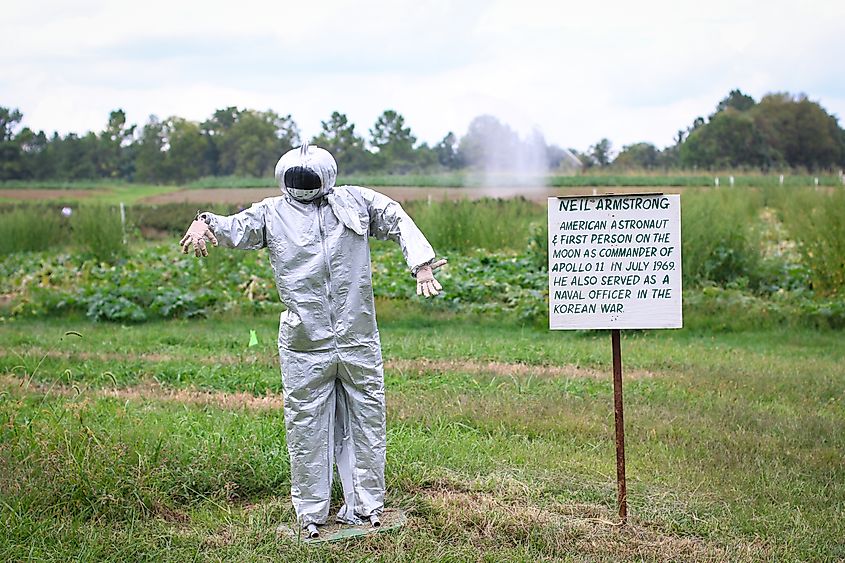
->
xmin=1 ymin=173 xmax=843 ymax=205
xmin=2 ymin=172 xmax=843 ymax=191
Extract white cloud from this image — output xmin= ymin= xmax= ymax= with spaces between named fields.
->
xmin=3 ymin=0 xmax=844 ymax=151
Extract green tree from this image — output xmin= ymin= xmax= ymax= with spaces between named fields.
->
xmin=590 ymin=138 xmax=613 ymax=167
xmin=715 ymin=89 xmax=756 ymax=114
xmin=134 ymin=116 xmax=166 ymax=183
xmin=51 ymin=133 xmax=99 ymax=180
xmin=20 ymin=129 xmax=52 ymax=179
xmin=201 ymin=106 xmax=240 ymax=175
xmin=311 ymin=111 xmax=371 ymax=172
xmin=162 ymin=118 xmax=210 ymax=182
xmin=434 ymin=131 xmax=462 ymax=169
xmin=751 ymin=93 xmax=845 ymax=169
xmin=203 ymin=108 xmax=299 ymax=177
xmin=680 ymin=109 xmax=766 ymax=168
xmin=370 ymin=110 xmax=418 ymax=171
xmin=0 ymin=107 xmax=25 ymax=180
xmin=613 ymin=142 xmax=658 ymax=169
xmin=98 ymin=109 xmax=135 ymax=179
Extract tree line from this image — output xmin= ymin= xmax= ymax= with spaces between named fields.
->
xmin=591 ymin=90 xmax=845 ymax=171
xmin=0 ymin=107 xmax=576 ymax=182
xmin=1 ymin=89 xmax=843 ymax=182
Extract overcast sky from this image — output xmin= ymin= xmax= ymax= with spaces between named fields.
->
xmin=4 ymin=0 xmax=843 ymax=152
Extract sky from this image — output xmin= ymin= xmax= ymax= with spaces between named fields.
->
xmin=3 ymin=0 xmax=844 ymax=153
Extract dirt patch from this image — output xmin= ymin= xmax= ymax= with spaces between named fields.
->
xmin=142 ymin=188 xmax=279 ymax=205
xmin=417 ymin=482 xmax=771 ymax=560
xmin=390 ymin=357 xmax=655 ymax=381
xmin=0 ymin=188 xmax=108 ymax=201
xmin=4 ymin=348 xmax=656 ymax=381
xmin=0 ymin=374 xmax=285 ymax=411
xmin=141 ymin=186 xmax=692 ymax=205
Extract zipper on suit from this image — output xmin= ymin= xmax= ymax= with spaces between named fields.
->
xmin=317 ymin=200 xmax=339 ymax=344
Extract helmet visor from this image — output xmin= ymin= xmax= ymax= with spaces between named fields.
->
xmin=284 ymin=166 xmax=323 ymax=201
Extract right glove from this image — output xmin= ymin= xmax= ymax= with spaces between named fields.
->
xmin=416 ymin=258 xmax=448 ymax=298
xmin=179 ymin=219 xmax=218 ymax=257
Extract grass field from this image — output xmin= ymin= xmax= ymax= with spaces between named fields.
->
xmin=1 ymin=307 xmax=843 ymax=561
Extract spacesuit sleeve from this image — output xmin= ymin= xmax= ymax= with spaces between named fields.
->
xmin=199 ymin=201 xmax=267 ymax=250
xmin=358 ymin=187 xmax=436 ymax=272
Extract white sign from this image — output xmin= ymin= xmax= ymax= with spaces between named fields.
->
xmin=548 ymin=194 xmax=682 ymax=330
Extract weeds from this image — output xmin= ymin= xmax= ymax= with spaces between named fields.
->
xmin=681 ymin=188 xmax=764 ymax=288
xmin=71 ymin=205 xmax=127 ymax=262
xmin=767 ymin=187 xmax=845 ymax=295
xmin=0 ymin=206 xmax=65 ymax=254
xmin=404 ymin=197 xmax=544 ymax=252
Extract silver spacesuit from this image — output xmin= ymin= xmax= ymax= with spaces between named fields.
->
xmin=187 ymin=144 xmax=440 ymax=532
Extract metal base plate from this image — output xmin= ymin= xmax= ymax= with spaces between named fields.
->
xmin=276 ymin=508 xmax=407 ymax=543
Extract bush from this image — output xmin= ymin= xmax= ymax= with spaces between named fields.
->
xmin=0 ymin=206 xmax=66 ymax=254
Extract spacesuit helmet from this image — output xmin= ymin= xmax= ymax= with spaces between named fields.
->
xmin=275 ymin=143 xmax=337 ymax=202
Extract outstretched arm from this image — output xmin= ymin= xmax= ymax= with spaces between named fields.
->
xmin=358 ymin=187 xmax=446 ymax=296
xmin=180 ymin=202 xmax=268 ymax=256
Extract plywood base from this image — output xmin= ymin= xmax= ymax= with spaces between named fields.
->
xmin=276 ymin=508 xmax=407 ymax=543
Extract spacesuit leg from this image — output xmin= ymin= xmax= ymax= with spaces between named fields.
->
xmin=334 ymin=381 xmax=364 ymax=525
xmin=280 ymin=348 xmax=338 ymax=527
xmin=336 ymin=344 xmax=387 ymax=520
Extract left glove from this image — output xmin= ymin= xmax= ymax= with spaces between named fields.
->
xmin=416 ymin=258 xmax=447 ymax=298
xmin=180 ymin=219 xmax=218 ymax=257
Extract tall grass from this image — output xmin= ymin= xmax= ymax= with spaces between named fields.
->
xmin=72 ymin=205 xmax=127 ymax=262
xmin=404 ymin=197 xmax=544 ymax=251
xmin=0 ymin=207 xmax=65 ymax=254
xmin=681 ymin=189 xmax=764 ymax=288
xmin=767 ymin=187 xmax=845 ymax=295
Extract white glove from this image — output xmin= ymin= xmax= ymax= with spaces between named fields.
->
xmin=416 ymin=258 xmax=447 ymax=298
xmin=180 ymin=219 xmax=218 ymax=257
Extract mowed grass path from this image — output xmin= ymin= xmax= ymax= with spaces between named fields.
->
xmin=1 ymin=309 xmax=843 ymax=561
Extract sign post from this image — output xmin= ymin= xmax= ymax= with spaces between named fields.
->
xmin=548 ymin=193 xmax=682 ymax=525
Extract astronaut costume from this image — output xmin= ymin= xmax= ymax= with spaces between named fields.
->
xmin=181 ymin=144 xmax=441 ymax=534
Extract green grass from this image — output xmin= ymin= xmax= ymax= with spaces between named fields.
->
xmin=1 ymin=311 xmax=843 ymax=561
xmin=404 ymin=197 xmax=544 ymax=252
xmin=0 ymin=207 xmax=65 ymax=255
xmin=765 ymin=186 xmax=845 ymax=295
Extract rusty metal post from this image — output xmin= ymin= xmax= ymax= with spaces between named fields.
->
xmin=611 ymin=329 xmax=627 ymax=525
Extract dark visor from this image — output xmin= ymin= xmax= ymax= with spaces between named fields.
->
xmin=284 ymin=166 xmax=322 ymax=190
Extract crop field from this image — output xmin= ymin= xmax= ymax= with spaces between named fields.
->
xmin=1 ymin=184 xmax=844 ymax=561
